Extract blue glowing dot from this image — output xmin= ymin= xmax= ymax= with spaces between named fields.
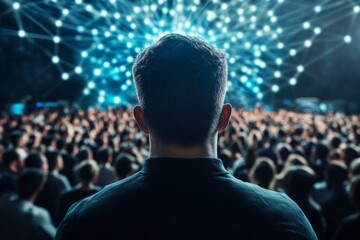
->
xmin=290 ymin=49 xmax=297 ymax=56
xmin=53 ymin=36 xmax=61 ymax=43
xmin=257 ymin=92 xmax=264 ymax=99
xmin=126 ymin=80 xmax=132 ymax=86
xmin=93 ymin=69 xmax=101 ymax=76
xmin=114 ymin=12 xmax=121 ymax=19
xmin=88 ymin=81 xmax=96 ymax=89
xmin=127 ymin=56 xmax=134 ymax=63
xmin=344 ymin=35 xmax=352 ymax=43
xmin=289 ymin=78 xmax=297 ymax=85
xmin=62 ymin=73 xmax=69 ymax=80
xmin=75 ymin=0 xmax=82 ymax=4
xmin=126 ymin=42 xmax=133 ymax=48
xmin=81 ymin=51 xmax=88 ymax=58
xmin=276 ymin=58 xmax=283 ymax=65
xmin=297 ymin=65 xmax=305 ymax=72
xmin=99 ymin=90 xmax=106 ymax=96
xmin=354 ymin=6 xmax=360 ymax=14
xmin=121 ymin=85 xmax=128 ymax=91
xmin=120 ymin=66 xmax=126 ymax=72
xmin=74 ymin=66 xmax=82 ymax=74
xmin=257 ymin=77 xmax=263 ymax=84
xmin=83 ymin=88 xmax=90 ymax=95
xmin=52 ymin=56 xmax=60 ymax=64
xmin=125 ymin=71 xmax=131 ymax=77
xmin=55 ymin=20 xmax=62 ymax=27
xmin=13 ymin=2 xmax=20 ymax=10
xmin=240 ymin=76 xmax=248 ymax=83
xmin=271 ymin=85 xmax=279 ymax=92
xmin=62 ymin=8 xmax=69 ymax=16
xmin=274 ymin=71 xmax=282 ymax=78
xmin=314 ymin=6 xmax=322 ymax=13
xmin=303 ymin=22 xmax=311 ymax=29
xmin=304 ymin=40 xmax=312 ymax=48
xmin=314 ymin=27 xmax=322 ymax=35
xmin=98 ymin=96 xmax=105 ymax=103
xmin=18 ymin=30 xmax=26 ymax=38
xmin=91 ymin=29 xmax=98 ymax=35
xmin=114 ymin=96 xmax=121 ymax=104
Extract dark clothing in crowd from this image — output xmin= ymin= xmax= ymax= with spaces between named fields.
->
xmin=0 ymin=195 xmax=56 ymax=240
xmin=36 ymin=172 xmax=71 ymax=219
xmin=333 ymin=213 xmax=360 ymax=240
xmin=56 ymin=158 xmax=317 ymax=239
xmin=320 ymin=186 xmax=355 ymax=239
xmin=60 ymin=153 xmax=78 ymax=186
xmin=55 ymin=186 xmax=101 ymax=225
xmin=0 ymin=169 xmax=18 ymax=196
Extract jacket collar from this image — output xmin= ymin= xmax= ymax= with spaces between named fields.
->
xmin=140 ymin=157 xmax=229 ymax=178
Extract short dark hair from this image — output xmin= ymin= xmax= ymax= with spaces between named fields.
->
xmin=17 ymin=169 xmax=46 ymax=199
xmin=45 ymin=150 xmax=59 ymax=171
xmin=133 ymin=34 xmax=227 ymax=146
xmin=76 ymin=159 xmax=99 ymax=183
xmin=96 ymin=147 xmax=112 ymax=164
xmin=3 ymin=149 xmax=20 ymax=167
xmin=115 ymin=153 xmax=135 ymax=179
xmin=25 ymin=152 xmax=45 ymax=170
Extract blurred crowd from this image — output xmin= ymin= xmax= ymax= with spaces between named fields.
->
xmin=0 ymin=107 xmax=360 ymax=240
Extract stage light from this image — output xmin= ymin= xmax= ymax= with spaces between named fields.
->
xmin=93 ymin=69 xmax=101 ymax=76
xmin=354 ymin=6 xmax=360 ymax=14
xmin=62 ymin=9 xmax=69 ymax=16
xmin=256 ymin=77 xmax=263 ymax=84
xmin=88 ymin=81 xmax=96 ymax=89
xmin=274 ymin=71 xmax=281 ymax=78
xmin=314 ymin=6 xmax=322 ymax=13
xmin=62 ymin=73 xmax=69 ymax=80
xmin=75 ymin=0 xmax=82 ymax=4
xmin=127 ymin=56 xmax=134 ymax=63
xmin=83 ymin=88 xmax=90 ymax=95
xmin=114 ymin=12 xmax=121 ymax=19
xmin=289 ymin=78 xmax=297 ymax=85
xmin=241 ymin=76 xmax=248 ymax=83
xmin=113 ymin=96 xmax=121 ymax=104
xmin=257 ymin=93 xmax=264 ymax=99
xmin=304 ymin=40 xmax=312 ymax=48
xmin=303 ymin=22 xmax=311 ymax=29
xmin=18 ymin=30 xmax=26 ymax=38
xmin=53 ymin=36 xmax=61 ymax=43
xmin=98 ymin=96 xmax=105 ymax=103
xmin=290 ymin=49 xmax=297 ymax=56
xmin=344 ymin=35 xmax=352 ymax=43
xmin=121 ymin=85 xmax=128 ymax=91
xmin=126 ymin=80 xmax=132 ymax=85
xmin=52 ymin=56 xmax=60 ymax=64
xmin=74 ymin=66 xmax=83 ymax=74
xmin=13 ymin=2 xmax=20 ymax=10
xmin=297 ymin=65 xmax=305 ymax=72
xmin=314 ymin=27 xmax=322 ymax=35
xmin=81 ymin=51 xmax=88 ymax=58
xmin=271 ymin=85 xmax=279 ymax=92
xmin=276 ymin=58 xmax=283 ymax=65
xmin=277 ymin=42 xmax=284 ymax=49
xmin=99 ymin=90 xmax=106 ymax=96
xmin=55 ymin=20 xmax=62 ymax=27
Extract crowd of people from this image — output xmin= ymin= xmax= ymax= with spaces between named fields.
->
xmin=0 ymin=106 xmax=359 ymax=239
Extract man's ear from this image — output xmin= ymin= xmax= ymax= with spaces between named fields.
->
xmin=133 ymin=105 xmax=150 ymax=134
xmin=217 ymin=104 xmax=232 ymax=132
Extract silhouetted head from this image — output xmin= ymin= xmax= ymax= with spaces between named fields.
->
xmin=350 ymin=175 xmax=360 ymax=212
xmin=76 ymin=159 xmax=99 ymax=184
xmin=2 ymin=149 xmax=22 ymax=172
xmin=114 ymin=153 xmax=136 ymax=180
xmin=17 ymin=169 xmax=46 ymax=201
xmin=96 ymin=147 xmax=113 ymax=165
xmin=24 ymin=152 xmax=48 ymax=173
xmin=325 ymin=161 xmax=348 ymax=189
xmin=284 ymin=165 xmax=316 ymax=200
xmin=133 ymin=34 xmax=230 ymax=146
xmin=249 ymin=157 xmax=276 ymax=190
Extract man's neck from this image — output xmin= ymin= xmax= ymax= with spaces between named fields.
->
xmin=149 ymin=136 xmax=218 ymax=159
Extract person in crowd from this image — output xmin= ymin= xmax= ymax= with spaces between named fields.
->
xmin=9 ymin=130 xmax=28 ymax=160
xmin=59 ymin=142 xmax=78 ymax=186
xmin=320 ymin=161 xmax=355 ymax=239
xmin=114 ymin=153 xmax=137 ymax=180
xmin=25 ymin=152 xmax=49 ymax=173
xmin=95 ymin=147 xmax=117 ymax=187
xmin=56 ymin=34 xmax=316 ymax=239
xmin=0 ymin=149 xmax=23 ymax=196
xmin=36 ymin=150 xmax=71 ymax=219
xmin=333 ymin=175 xmax=360 ymax=240
xmin=55 ymin=159 xmax=101 ymax=226
xmin=284 ymin=165 xmax=326 ymax=240
xmin=0 ymin=169 xmax=56 ymax=240
xmin=249 ymin=157 xmax=277 ymax=190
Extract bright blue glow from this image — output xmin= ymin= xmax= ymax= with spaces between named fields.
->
xmin=88 ymin=81 xmax=96 ymax=89
xmin=62 ymin=73 xmax=69 ymax=80
xmin=18 ymin=30 xmax=26 ymax=38
xmin=52 ymin=56 xmax=60 ymax=64
xmin=113 ymin=96 xmax=121 ymax=104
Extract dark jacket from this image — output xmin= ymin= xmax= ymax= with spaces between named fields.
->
xmin=56 ymin=157 xmax=317 ymax=239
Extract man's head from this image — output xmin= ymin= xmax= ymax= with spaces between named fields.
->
xmin=24 ymin=152 xmax=48 ymax=173
xmin=76 ymin=159 xmax=99 ymax=185
xmin=17 ymin=169 xmax=46 ymax=201
xmin=133 ymin=34 xmax=231 ymax=146
xmin=3 ymin=149 xmax=23 ymax=172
